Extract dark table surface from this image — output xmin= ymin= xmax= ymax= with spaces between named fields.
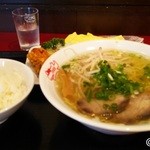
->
xmin=0 ymin=34 xmax=150 ymax=150
xmin=0 ymin=49 xmax=150 ymax=150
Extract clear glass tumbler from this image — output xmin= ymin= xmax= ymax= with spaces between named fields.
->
xmin=12 ymin=7 xmax=40 ymax=51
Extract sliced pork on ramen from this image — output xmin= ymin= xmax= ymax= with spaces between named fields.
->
xmin=55 ymin=49 xmax=150 ymax=124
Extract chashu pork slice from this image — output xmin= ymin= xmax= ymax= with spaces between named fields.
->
xmin=77 ymin=95 xmax=129 ymax=117
xmin=113 ymin=91 xmax=150 ymax=124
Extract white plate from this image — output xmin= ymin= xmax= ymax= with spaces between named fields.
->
xmin=25 ymin=46 xmax=41 ymax=84
xmin=26 ymin=36 xmax=144 ymax=85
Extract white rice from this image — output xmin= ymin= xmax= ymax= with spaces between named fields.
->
xmin=0 ymin=68 xmax=27 ymax=110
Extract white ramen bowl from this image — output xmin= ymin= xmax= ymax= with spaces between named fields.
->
xmin=0 ymin=59 xmax=34 ymax=124
xmin=39 ymin=40 xmax=150 ymax=135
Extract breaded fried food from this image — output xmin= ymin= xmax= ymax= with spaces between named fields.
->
xmin=27 ymin=47 xmax=50 ymax=75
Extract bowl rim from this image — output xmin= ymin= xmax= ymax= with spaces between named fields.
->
xmin=39 ymin=39 xmax=150 ymax=134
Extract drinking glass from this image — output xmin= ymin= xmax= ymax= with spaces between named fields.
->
xmin=12 ymin=7 xmax=40 ymax=51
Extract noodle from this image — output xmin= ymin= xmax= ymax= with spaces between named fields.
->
xmin=55 ymin=49 xmax=150 ymax=124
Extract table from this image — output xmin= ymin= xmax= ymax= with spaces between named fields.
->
xmin=1 ymin=32 xmax=150 ymax=51
xmin=0 ymin=32 xmax=150 ymax=150
xmin=0 ymin=32 xmax=67 ymax=51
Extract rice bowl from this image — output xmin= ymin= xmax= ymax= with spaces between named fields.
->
xmin=0 ymin=59 xmax=34 ymax=124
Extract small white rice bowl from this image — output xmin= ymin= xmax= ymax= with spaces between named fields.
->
xmin=39 ymin=40 xmax=150 ymax=135
xmin=0 ymin=59 xmax=34 ymax=124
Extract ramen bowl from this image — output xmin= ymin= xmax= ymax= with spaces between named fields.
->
xmin=0 ymin=59 xmax=34 ymax=124
xmin=39 ymin=40 xmax=150 ymax=135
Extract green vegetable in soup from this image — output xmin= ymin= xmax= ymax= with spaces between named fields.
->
xmin=103 ymin=103 xmax=119 ymax=113
xmin=92 ymin=60 xmax=141 ymax=100
xmin=62 ymin=64 xmax=70 ymax=70
xmin=143 ymin=65 xmax=150 ymax=78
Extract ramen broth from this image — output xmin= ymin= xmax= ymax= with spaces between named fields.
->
xmin=55 ymin=49 xmax=150 ymax=124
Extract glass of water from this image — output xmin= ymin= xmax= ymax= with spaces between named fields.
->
xmin=12 ymin=7 xmax=40 ymax=51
